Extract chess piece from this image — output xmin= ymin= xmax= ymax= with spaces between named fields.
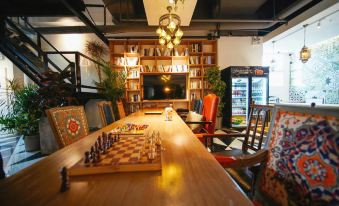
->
xmin=92 ymin=153 xmax=97 ymax=163
xmin=103 ymin=144 xmax=108 ymax=154
xmin=90 ymin=146 xmax=95 ymax=155
xmin=84 ymin=151 xmax=90 ymax=163
xmin=95 ymin=141 xmax=99 ymax=151
xmin=102 ymin=132 xmax=107 ymax=139
xmin=96 ymin=150 xmax=101 ymax=160
xmin=60 ymin=167 xmax=70 ymax=192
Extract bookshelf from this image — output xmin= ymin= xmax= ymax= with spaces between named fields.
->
xmin=109 ymin=39 xmax=217 ymax=114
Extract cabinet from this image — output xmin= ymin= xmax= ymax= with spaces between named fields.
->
xmin=109 ymin=40 xmax=217 ymax=114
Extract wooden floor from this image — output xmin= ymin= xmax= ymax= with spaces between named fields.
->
xmin=0 ymin=109 xmax=252 ymax=206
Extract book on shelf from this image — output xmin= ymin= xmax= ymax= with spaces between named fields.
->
xmin=149 ymin=48 xmax=154 ymax=56
xmin=174 ymin=48 xmax=179 ymax=56
xmin=156 ymin=48 xmax=162 ymax=56
xmin=128 ymin=70 xmax=139 ymax=78
xmin=190 ymin=44 xmax=202 ymax=52
xmin=204 ymin=56 xmax=212 ymax=64
xmin=130 ymin=94 xmax=140 ymax=102
xmin=190 ymin=68 xmax=201 ymax=77
xmin=189 ymin=56 xmax=200 ymax=64
xmin=128 ymin=45 xmax=139 ymax=53
xmin=190 ymin=80 xmax=202 ymax=89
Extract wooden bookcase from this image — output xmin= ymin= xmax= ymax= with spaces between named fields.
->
xmin=109 ymin=39 xmax=217 ymax=114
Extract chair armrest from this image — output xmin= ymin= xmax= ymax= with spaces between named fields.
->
xmin=185 ymin=121 xmax=212 ymax=125
xmin=214 ymin=149 xmax=268 ymax=168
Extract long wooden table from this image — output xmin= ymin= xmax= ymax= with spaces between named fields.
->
xmin=0 ymin=109 xmax=252 ymax=206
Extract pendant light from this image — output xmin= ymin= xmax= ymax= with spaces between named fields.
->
xmin=300 ymin=24 xmax=311 ymax=63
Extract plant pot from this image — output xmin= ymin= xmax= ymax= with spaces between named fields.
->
xmin=39 ymin=116 xmax=59 ymax=155
xmin=24 ymin=135 xmax=40 ymax=152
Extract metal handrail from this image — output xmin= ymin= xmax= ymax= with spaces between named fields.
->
xmin=19 ymin=17 xmax=72 ymax=64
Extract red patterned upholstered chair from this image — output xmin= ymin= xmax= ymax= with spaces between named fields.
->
xmin=186 ymin=94 xmax=219 ymax=146
xmin=46 ymin=106 xmax=89 ymax=148
xmin=212 ymin=104 xmax=339 ymax=205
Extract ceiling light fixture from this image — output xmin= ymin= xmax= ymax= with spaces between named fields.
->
xmin=300 ymin=24 xmax=311 ymax=63
xmin=270 ymin=40 xmax=276 ymax=71
xmin=156 ymin=6 xmax=183 ymax=49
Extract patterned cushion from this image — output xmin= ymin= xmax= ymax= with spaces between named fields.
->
xmin=47 ymin=106 xmax=89 ymax=148
xmin=254 ymin=106 xmax=339 ymax=206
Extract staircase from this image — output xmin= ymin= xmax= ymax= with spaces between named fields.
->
xmin=0 ymin=17 xmax=104 ymax=103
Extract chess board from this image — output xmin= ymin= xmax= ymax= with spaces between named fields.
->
xmin=110 ymin=123 xmax=149 ymax=135
xmin=69 ymin=135 xmax=162 ymax=176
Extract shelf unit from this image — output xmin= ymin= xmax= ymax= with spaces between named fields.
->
xmin=109 ymin=39 xmax=217 ymax=114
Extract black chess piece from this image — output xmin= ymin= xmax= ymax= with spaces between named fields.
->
xmin=60 ymin=167 xmax=70 ymax=192
xmin=95 ymin=141 xmax=99 ymax=151
xmin=90 ymin=146 xmax=95 ymax=156
xmin=92 ymin=153 xmax=97 ymax=163
xmin=96 ymin=150 xmax=101 ymax=160
xmin=84 ymin=151 xmax=90 ymax=164
xmin=102 ymin=132 xmax=107 ymax=139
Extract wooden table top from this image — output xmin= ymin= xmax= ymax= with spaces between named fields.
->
xmin=0 ymin=109 xmax=252 ymax=206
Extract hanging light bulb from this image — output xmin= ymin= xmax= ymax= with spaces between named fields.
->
xmin=173 ymin=37 xmax=181 ymax=45
xmin=167 ymin=41 xmax=174 ymax=49
xmin=167 ymin=20 xmax=177 ymax=32
xmin=175 ymin=28 xmax=183 ymax=37
xmin=300 ymin=24 xmax=311 ymax=63
xmin=165 ymin=34 xmax=171 ymax=41
xmin=156 ymin=27 xmax=162 ymax=35
xmin=160 ymin=29 xmax=167 ymax=37
xmin=159 ymin=38 xmax=166 ymax=45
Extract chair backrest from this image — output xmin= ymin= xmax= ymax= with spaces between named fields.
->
xmin=97 ymin=101 xmax=115 ymax=127
xmin=201 ymin=94 xmax=219 ymax=134
xmin=117 ymin=100 xmax=126 ymax=119
xmin=242 ymin=104 xmax=273 ymax=152
xmin=0 ymin=153 xmax=5 ymax=179
xmin=254 ymin=104 xmax=339 ymax=206
xmin=193 ymin=99 xmax=203 ymax=114
xmin=46 ymin=106 xmax=89 ymax=148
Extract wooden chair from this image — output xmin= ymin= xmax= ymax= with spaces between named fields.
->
xmin=46 ymin=106 xmax=89 ymax=148
xmin=203 ymin=104 xmax=273 ymax=194
xmin=117 ymin=100 xmax=126 ymax=119
xmin=177 ymin=98 xmax=203 ymax=120
xmin=0 ymin=153 xmax=5 ymax=179
xmin=97 ymin=101 xmax=115 ymax=127
xmin=213 ymin=104 xmax=339 ymax=205
xmin=185 ymin=94 xmax=219 ymax=145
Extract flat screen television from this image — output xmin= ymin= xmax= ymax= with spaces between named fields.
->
xmin=143 ymin=74 xmax=186 ymax=100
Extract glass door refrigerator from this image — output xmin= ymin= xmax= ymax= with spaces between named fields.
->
xmin=221 ymin=66 xmax=269 ymax=128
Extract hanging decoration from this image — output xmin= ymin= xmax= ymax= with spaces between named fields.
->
xmin=156 ymin=6 xmax=183 ymax=48
xmin=300 ymin=24 xmax=311 ymax=63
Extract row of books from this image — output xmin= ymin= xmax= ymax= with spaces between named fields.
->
xmin=190 ymin=69 xmax=202 ymax=77
xmin=190 ymin=44 xmax=202 ymax=52
xmin=140 ymin=65 xmax=188 ymax=73
xmin=129 ymin=94 xmax=140 ymax=102
xmin=115 ymin=57 xmax=139 ymax=66
xmin=189 ymin=56 xmax=200 ymax=64
xmin=140 ymin=47 xmax=189 ymax=57
xmin=128 ymin=70 xmax=139 ymax=78
xmin=128 ymin=45 xmax=139 ymax=53
xmin=128 ymin=82 xmax=139 ymax=90
xmin=190 ymin=80 xmax=210 ymax=89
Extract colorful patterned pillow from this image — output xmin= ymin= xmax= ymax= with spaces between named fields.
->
xmin=47 ymin=106 xmax=89 ymax=148
xmin=254 ymin=105 xmax=339 ymax=206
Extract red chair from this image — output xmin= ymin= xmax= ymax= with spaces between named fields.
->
xmin=185 ymin=94 xmax=219 ymax=146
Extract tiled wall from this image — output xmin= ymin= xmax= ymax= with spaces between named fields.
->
xmin=289 ymin=35 xmax=339 ymax=104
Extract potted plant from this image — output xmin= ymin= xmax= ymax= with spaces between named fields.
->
xmin=0 ymin=80 xmax=42 ymax=151
xmin=86 ymin=41 xmax=126 ymax=118
xmin=205 ymin=66 xmax=226 ymax=129
xmin=38 ymin=70 xmax=77 ymax=154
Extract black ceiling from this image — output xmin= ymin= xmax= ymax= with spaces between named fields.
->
xmin=0 ymin=0 xmax=85 ymax=16
xmin=0 ymin=0 xmax=323 ymax=37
